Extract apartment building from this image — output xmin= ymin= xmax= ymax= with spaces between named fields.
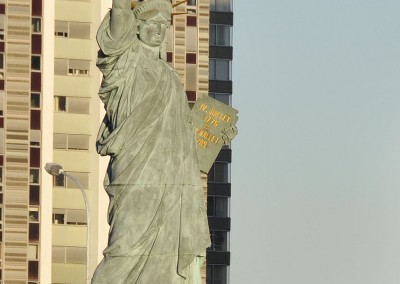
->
xmin=51 ymin=0 xmax=110 ymax=283
xmin=206 ymin=0 xmax=233 ymax=283
xmin=0 ymin=0 xmax=53 ymax=282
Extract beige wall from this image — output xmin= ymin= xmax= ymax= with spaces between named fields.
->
xmin=41 ymin=0 xmax=55 ymax=282
xmin=52 ymin=0 xmax=112 ymax=281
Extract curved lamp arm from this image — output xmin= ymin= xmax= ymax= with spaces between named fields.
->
xmin=44 ymin=163 xmax=91 ymax=284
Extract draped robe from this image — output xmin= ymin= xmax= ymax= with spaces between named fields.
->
xmin=91 ymin=11 xmax=210 ymax=284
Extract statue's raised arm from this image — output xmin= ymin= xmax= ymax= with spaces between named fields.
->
xmin=110 ymin=0 xmax=135 ymax=40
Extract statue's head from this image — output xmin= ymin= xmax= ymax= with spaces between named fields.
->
xmin=133 ymin=0 xmax=172 ymax=49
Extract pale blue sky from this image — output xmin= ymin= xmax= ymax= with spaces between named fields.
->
xmin=231 ymin=1 xmax=400 ymax=283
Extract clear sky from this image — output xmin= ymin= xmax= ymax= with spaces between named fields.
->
xmin=231 ymin=1 xmax=400 ymax=283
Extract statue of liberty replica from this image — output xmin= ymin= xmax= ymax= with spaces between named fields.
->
xmin=91 ymin=0 xmax=211 ymax=283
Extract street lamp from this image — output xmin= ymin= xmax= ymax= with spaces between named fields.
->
xmin=45 ymin=163 xmax=91 ymax=284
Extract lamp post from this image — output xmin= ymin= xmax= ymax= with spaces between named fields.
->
xmin=45 ymin=163 xmax=91 ymax=284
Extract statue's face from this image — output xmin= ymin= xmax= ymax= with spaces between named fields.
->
xmin=138 ymin=13 xmax=169 ymax=47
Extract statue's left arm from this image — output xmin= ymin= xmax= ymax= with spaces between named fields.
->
xmin=221 ymin=125 xmax=238 ymax=145
xmin=97 ymin=1 xmax=137 ymax=57
xmin=110 ymin=0 xmax=135 ymax=41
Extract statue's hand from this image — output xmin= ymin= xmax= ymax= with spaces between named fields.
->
xmin=113 ymin=0 xmax=131 ymax=10
xmin=111 ymin=0 xmax=136 ymax=40
xmin=221 ymin=124 xmax=238 ymax=145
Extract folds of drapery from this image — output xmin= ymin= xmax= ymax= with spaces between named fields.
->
xmin=92 ymin=10 xmax=210 ymax=284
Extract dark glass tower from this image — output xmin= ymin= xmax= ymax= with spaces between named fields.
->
xmin=207 ymin=0 xmax=233 ymax=283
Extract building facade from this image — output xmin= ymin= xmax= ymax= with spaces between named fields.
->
xmin=0 ymin=0 xmax=53 ymax=282
xmin=206 ymin=0 xmax=233 ymax=283
xmin=51 ymin=0 xmax=110 ymax=283
xmin=0 ymin=0 xmax=233 ymax=283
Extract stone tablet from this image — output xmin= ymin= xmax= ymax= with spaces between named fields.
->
xmin=192 ymin=96 xmax=239 ymax=173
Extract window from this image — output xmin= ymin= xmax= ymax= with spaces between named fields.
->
xmin=52 ymin=246 xmax=65 ymax=263
xmin=210 ymin=25 xmax=231 ymax=46
xmin=0 ymin=15 xmax=4 ymax=41
xmin=31 ymin=93 xmax=40 ymax=108
xmin=69 ymin=22 xmax=91 ymax=39
xmin=66 ymin=210 xmax=87 ymax=225
xmin=30 ymin=169 xmax=40 ymax=184
xmin=66 ymin=247 xmax=86 ymax=263
xmin=210 ymin=0 xmax=232 ymax=12
xmin=54 ymin=21 xmax=68 ymax=37
xmin=55 ymin=96 xmax=66 ymax=111
xmin=0 ymin=53 xmax=4 ymax=79
xmin=54 ymin=96 xmax=90 ymax=114
xmin=208 ymin=162 xmax=229 ymax=183
xmin=31 ymin=109 xmax=41 ymax=130
xmin=29 ymin=208 xmax=39 ymax=222
xmin=54 ymin=133 xmax=90 ymax=150
xmin=54 ymin=213 xmax=65 ymax=224
xmin=207 ymin=196 xmax=228 ymax=217
xmin=53 ymin=172 xmax=90 ymax=189
xmin=53 ymin=209 xmax=87 ymax=225
xmin=32 ymin=18 xmax=41 ymax=33
xmin=206 ymin=265 xmax=227 ymax=284
xmin=28 ymin=260 xmax=39 ymax=280
xmin=187 ymin=0 xmax=196 ymax=6
xmin=32 ymin=0 xmax=42 ymax=16
xmin=30 ymin=147 xmax=40 ymax=167
xmin=54 ymin=58 xmax=68 ymax=75
xmin=30 ymin=130 xmax=41 ymax=146
xmin=52 ymin=246 xmax=86 ymax=264
xmin=209 ymin=230 xmax=228 ymax=251
xmin=30 ymin=185 xmax=40 ymax=205
xmin=53 ymin=209 xmax=65 ymax=224
xmin=31 ymin=56 xmax=41 ymax=71
xmin=209 ymin=59 xmax=231 ymax=81
xmin=54 ymin=133 xmax=67 ymax=149
xmin=209 ymin=92 xmax=231 ymax=106
xmin=187 ymin=16 xmax=197 ymax=26
xmin=55 ymin=21 xmax=90 ymax=39
xmin=55 ymin=58 xmax=90 ymax=77
xmin=0 ymin=91 xmax=4 ymax=115
xmin=32 ymin=34 xmax=42 ymax=54
xmin=28 ymin=245 xmax=39 ymax=260
xmin=67 ymin=172 xmax=89 ymax=189
xmin=68 ymin=134 xmax=89 ymax=150
xmin=68 ymin=97 xmax=90 ymax=114
xmin=68 ymin=59 xmax=90 ymax=76
xmin=54 ymin=174 xmax=65 ymax=187
xmin=186 ymin=53 xmax=196 ymax=64
xmin=29 ymin=223 xmax=39 ymax=243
